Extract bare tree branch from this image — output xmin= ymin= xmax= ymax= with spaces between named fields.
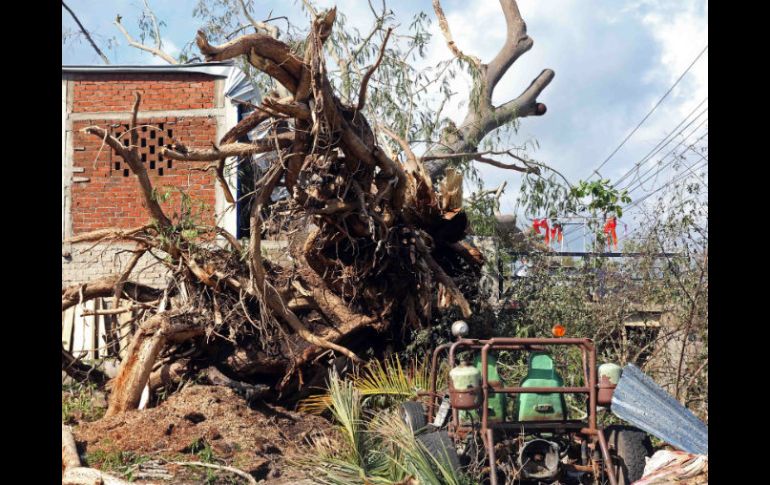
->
xmin=424 ymin=0 xmax=554 ymax=180
xmin=162 ymin=134 xmax=294 ymax=162
xmin=432 ymin=0 xmax=481 ymax=68
xmin=485 ymin=0 xmax=534 ymax=96
xmin=196 ymin=30 xmax=303 ymax=78
xmin=142 ymin=0 xmax=163 ymax=50
xmin=62 ymin=1 xmax=111 ymax=64
xmin=357 ymin=27 xmax=393 ymax=111
xmin=114 ymin=14 xmax=178 ymax=64
xmin=238 ymin=0 xmax=278 ymax=37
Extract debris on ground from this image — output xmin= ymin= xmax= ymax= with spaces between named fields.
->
xmin=73 ymin=385 xmax=334 ymax=483
xmin=633 ymin=450 xmax=708 ymax=484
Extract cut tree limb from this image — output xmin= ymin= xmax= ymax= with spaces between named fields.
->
xmin=105 ymin=307 xmax=203 ymax=416
xmin=66 ymin=225 xmax=151 ymax=244
xmin=62 ymin=276 xmax=119 ymax=312
xmin=105 ymin=313 xmax=170 ymax=416
xmin=62 ymin=278 xmax=160 ymax=312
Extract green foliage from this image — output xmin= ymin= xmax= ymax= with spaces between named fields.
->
xmin=151 ymin=186 xmax=210 ymax=250
xmin=491 ymin=173 xmax=707 ymax=418
xmin=298 ymin=356 xmax=442 ymax=414
xmin=570 ymin=179 xmax=632 ymax=217
xmin=187 ymin=438 xmax=217 ymax=463
xmin=517 ymin=173 xmax=631 ymax=222
xmin=85 ymin=444 xmax=152 ymax=481
xmin=62 ymin=381 xmax=106 ymax=424
xmin=296 ymin=370 xmax=474 ymax=485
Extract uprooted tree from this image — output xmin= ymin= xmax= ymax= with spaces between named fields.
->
xmin=62 ymin=0 xmax=554 ymax=414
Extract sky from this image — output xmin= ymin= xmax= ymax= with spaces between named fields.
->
xmin=62 ymin=0 xmax=708 ymax=251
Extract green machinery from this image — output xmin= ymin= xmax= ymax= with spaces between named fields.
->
xmin=459 ymin=353 xmax=507 ymax=423
xmin=457 ymin=351 xmax=566 ymax=423
xmin=517 ymin=351 xmax=567 ymax=421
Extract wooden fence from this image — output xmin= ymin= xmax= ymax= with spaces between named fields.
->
xmin=62 ymin=298 xmax=136 ymax=361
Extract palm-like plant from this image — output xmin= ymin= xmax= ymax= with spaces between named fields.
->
xmin=295 ymin=370 xmax=472 ymax=485
xmin=299 ymin=355 xmax=445 ymax=414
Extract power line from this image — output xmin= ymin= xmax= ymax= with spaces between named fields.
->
xmin=613 ymin=99 xmax=707 ymax=188
xmin=624 ymin=159 xmax=708 ymax=213
xmin=559 ymin=121 xmax=708 ymax=244
xmin=557 ymin=102 xmax=707 ymax=243
xmin=565 ymin=157 xmax=708 ymax=248
xmin=562 ymin=141 xmax=708 ymax=248
xmin=621 ymin=162 xmax=709 ymax=242
xmin=620 ymin=127 xmax=708 ymax=194
xmin=587 ymin=45 xmax=708 ymax=180
xmin=535 ymin=46 xmax=709 ymax=250
xmin=624 ymin=186 xmax=708 ymax=242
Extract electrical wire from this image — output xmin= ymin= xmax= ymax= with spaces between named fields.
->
xmin=586 ymin=45 xmax=708 ymax=179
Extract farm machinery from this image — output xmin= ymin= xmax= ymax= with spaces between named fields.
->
xmin=401 ymin=322 xmax=653 ymax=485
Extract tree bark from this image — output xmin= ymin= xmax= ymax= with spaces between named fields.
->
xmin=424 ymin=0 xmax=554 ymax=181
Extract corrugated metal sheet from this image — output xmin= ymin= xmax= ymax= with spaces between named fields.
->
xmin=612 ymin=364 xmax=708 ymax=455
xmin=224 ymin=66 xmax=261 ymax=104
xmin=62 ymin=61 xmax=235 ymax=78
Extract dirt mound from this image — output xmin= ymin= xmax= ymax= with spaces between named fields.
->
xmin=74 ymin=384 xmax=332 ymax=483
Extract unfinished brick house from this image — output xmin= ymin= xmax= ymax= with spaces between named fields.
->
xmin=62 ymin=62 xmax=260 ymax=290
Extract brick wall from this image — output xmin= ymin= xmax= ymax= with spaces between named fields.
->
xmin=64 ymin=71 xmax=224 ymax=288
xmin=70 ymin=116 xmax=217 ymax=234
xmin=71 ymin=73 xmax=216 ymax=112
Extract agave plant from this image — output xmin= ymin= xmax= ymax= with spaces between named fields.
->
xmin=299 ymin=355 xmax=446 ymax=414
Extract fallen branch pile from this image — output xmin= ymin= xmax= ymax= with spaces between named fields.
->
xmin=62 ymin=1 xmax=552 ymax=413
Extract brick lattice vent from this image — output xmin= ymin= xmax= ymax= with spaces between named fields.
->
xmin=110 ymin=122 xmax=176 ymax=177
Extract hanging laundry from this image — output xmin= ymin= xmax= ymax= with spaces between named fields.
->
xmin=603 ymin=216 xmax=618 ymax=250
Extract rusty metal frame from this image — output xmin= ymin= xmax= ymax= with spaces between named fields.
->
xmin=423 ymin=338 xmax=618 ymax=485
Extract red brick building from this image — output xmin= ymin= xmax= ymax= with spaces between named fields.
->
xmin=62 ymin=62 xmax=258 ymax=287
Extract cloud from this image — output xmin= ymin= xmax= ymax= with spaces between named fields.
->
xmin=146 ymin=37 xmax=181 ymax=65
xmin=61 ymin=0 xmax=706 ymax=245
xmin=412 ymin=0 xmax=706 ymax=226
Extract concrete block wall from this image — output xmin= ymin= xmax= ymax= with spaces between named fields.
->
xmin=62 ymin=242 xmax=171 ymax=289
xmin=62 ymin=240 xmax=292 ymax=290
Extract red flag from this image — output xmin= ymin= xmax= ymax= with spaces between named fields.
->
xmin=533 ymin=219 xmax=550 ymax=244
xmin=551 ymin=223 xmax=563 ymax=245
xmin=603 ymin=217 xmax=618 ymax=250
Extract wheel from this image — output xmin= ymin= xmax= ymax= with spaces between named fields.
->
xmin=399 ymin=400 xmax=428 ymax=432
xmin=416 ymin=429 xmax=462 ymax=475
xmin=604 ymin=425 xmax=653 ymax=485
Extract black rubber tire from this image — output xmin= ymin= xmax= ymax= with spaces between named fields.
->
xmin=416 ymin=429 xmax=462 ymax=475
xmin=604 ymin=425 xmax=653 ymax=485
xmin=399 ymin=401 xmax=428 ymax=432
